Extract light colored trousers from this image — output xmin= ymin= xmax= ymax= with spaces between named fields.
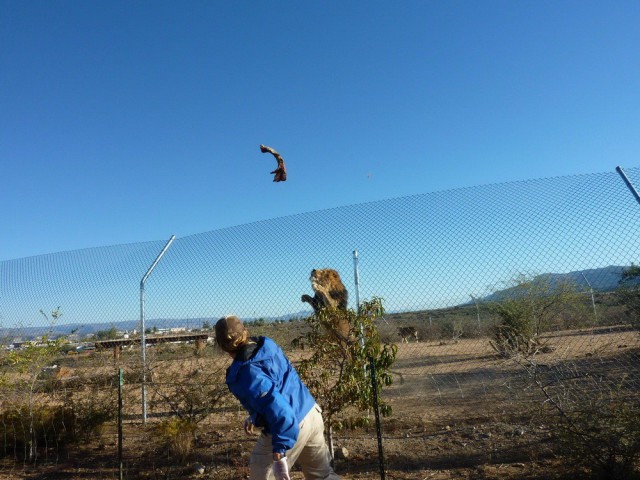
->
xmin=250 ymin=404 xmax=341 ymax=480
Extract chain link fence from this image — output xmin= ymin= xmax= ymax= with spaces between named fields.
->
xmin=1 ymin=166 xmax=639 ymax=478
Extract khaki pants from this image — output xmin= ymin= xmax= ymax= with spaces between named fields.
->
xmin=249 ymin=404 xmax=340 ymax=480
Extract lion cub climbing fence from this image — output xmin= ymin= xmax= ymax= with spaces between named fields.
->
xmin=1 ymin=166 xmax=640 ymax=473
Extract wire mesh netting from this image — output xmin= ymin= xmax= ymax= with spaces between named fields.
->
xmin=1 ymin=167 xmax=639 ymax=478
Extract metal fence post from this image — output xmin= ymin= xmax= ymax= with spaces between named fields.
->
xmin=581 ymin=272 xmax=598 ymax=327
xmin=616 ymin=166 xmax=640 ymax=205
xmin=354 ymin=250 xmax=386 ymax=479
xmin=140 ymin=235 xmax=175 ymax=423
xmin=118 ymin=368 xmax=124 ymax=480
xmin=352 ymin=250 xmax=361 ymax=315
xmin=369 ymin=357 xmax=386 ymax=480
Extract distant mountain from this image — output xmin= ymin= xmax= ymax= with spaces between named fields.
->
xmin=0 ymin=318 xmax=211 ymax=341
xmin=482 ymin=265 xmax=635 ymax=302
xmin=0 ymin=312 xmax=314 ymax=341
xmin=3 ymin=266 xmax=636 ymax=341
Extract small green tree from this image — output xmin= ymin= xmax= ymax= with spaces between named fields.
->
xmin=95 ymin=327 xmax=118 ymax=340
xmin=619 ymin=263 xmax=640 ymax=330
xmin=293 ymin=298 xmax=397 ymax=454
xmin=489 ymin=274 xmax=583 ymax=356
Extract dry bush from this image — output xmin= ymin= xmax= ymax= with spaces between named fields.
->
xmin=153 ymin=417 xmax=197 ymax=462
xmin=619 ymin=264 xmax=640 ymax=331
xmin=0 ymin=391 xmax=113 ymax=463
xmin=517 ymin=356 xmax=640 ymax=479
xmin=489 ymin=275 xmax=584 ymax=356
xmin=554 ymin=395 xmax=640 ymax=479
xmin=146 ymin=357 xmax=231 ymax=425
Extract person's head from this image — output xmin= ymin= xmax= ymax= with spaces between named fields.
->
xmin=215 ymin=315 xmax=249 ymax=354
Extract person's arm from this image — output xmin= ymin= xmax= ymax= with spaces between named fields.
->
xmin=232 ymin=367 xmax=299 ymax=453
xmin=255 ymin=384 xmax=299 ymax=454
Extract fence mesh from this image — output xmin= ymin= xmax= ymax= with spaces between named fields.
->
xmin=1 ymin=166 xmax=639 ymax=478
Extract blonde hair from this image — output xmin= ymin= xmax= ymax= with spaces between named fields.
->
xmin=226 ymin=327 xmax=248 ymax=351
xmin=215 ymin=315 xmax=249 ymax=352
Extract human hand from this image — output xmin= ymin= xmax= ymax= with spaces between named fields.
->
xmin=243 ymin=416 xmax=256 ymax=435
xmin=272 ymin=457 xmax=291 ymax=480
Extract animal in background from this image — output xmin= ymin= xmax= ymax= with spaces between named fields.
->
xmin=398 ymin=326 xmax=419 ymax=343
xmin=260 ymin=144 xmax=287 ymax=182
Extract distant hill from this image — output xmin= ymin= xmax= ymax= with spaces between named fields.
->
xmin=0 ymin=311 xmax=314 ymax=341
xmin=482 ymin=265 xmax=635 ymax=302
xmin=2 ymin=265 xmax=635 ymax=341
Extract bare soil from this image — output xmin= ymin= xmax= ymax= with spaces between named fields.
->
xmin=1 ymin=326 xmax=638 ymax=479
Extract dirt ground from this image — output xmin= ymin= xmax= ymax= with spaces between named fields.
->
xmin=0 ymin=416 xmax=586 ymax=480
xmin=1 ymin=326 xmax=638 ymax=479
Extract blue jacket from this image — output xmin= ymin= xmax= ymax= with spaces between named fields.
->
xmin=225 ymin=336 xmax=316 ymax=453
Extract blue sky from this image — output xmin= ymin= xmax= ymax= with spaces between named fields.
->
xmin=2 ymin=1 xmax=639 ymax=261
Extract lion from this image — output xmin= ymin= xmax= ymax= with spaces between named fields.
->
xmin=301 ymin=268 xmax=348 ymax=312
xmin=301 ymin=268 xmax=350 ymax=344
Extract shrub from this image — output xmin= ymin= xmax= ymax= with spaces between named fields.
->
xmin=293 ymin=297 xmax=397 ymax=433
xmin=153 ymin=418 xmax=197 ymax=462
xmin=0 ymin=395 xmax=113 ymax=462
xmin=619 ymin=263 xmax=640 ymax=330
xmin=489 ymin=274 xmax=583 ymax=356
xmin=517 ymin=356 xmax=640 ymax=480
xmin=554 ymin=397 xmax=640 ymax=479
xmin=147 ymin=362 xmax=230 ymax=426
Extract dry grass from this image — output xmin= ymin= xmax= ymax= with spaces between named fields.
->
xmin=1 ymin=326 xmax=638 ymax=479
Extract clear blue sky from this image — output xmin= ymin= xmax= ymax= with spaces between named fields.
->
xmin=2 ymin=1 xmax=639 ymax=261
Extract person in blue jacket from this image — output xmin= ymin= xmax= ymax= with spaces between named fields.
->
xmin=215 ymin=315 xmax=340 ymax=480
